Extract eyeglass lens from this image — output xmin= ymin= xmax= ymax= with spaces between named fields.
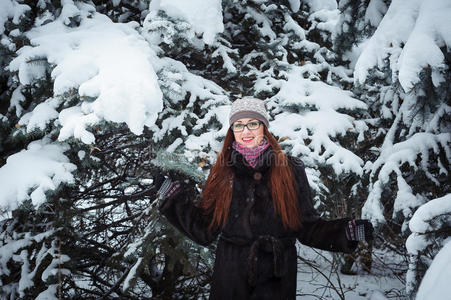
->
xmin=232 ymin=122 xmax=260 ymax=132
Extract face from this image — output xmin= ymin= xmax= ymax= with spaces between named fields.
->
xmin=232 ymin=118 xmax=265 ymax=148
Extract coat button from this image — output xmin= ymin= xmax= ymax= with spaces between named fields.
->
xmin=253 ymin=172 xmax=262 ymax=181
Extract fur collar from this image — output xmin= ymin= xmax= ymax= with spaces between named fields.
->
xmin=229 ymin=146 xmax=273 ymax=177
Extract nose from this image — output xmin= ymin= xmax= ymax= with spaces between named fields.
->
xmin=242 ymin=126 xmax=251 ymax=134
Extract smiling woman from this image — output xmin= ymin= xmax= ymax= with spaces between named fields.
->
xmin=156 ymin=97 xmax=374 ymax=300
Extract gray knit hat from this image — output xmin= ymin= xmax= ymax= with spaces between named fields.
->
xmin=229 ymin=98 xmax=269 ymax=127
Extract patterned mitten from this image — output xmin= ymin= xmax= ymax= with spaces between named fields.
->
xmin=345 ymin=220 xmax=374 ymax=242
xmin=157 ymin=177 xmax=181 ymax=201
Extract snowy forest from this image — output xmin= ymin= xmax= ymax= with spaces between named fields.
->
xmin=0 ymin=0 xmax=449 ymax=299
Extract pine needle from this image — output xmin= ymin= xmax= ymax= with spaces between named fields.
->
xmin=150 ymin=149 xmax=206 ymax=184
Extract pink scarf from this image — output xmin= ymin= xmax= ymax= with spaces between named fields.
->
xmin=232 ymin=139 xmax=270 ymax=168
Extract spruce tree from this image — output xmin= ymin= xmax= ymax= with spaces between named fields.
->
xmin=0 ymin=0 xmax=225 ymax=298
xmin=348 ymin=0 xmax=451 ymax=296
xmin=1 ymin=0 xmax=449 ymax=298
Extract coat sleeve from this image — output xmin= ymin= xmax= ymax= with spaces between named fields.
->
xmin=158 ymin=184 xmax=219 ymax=247
xmin=288 ymin=157 xmax=358 ymax=254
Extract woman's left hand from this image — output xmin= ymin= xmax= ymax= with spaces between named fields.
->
xmin=345 ymin=219 xmax=374 ymax=242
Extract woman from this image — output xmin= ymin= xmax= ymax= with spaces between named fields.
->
xmin=157 ymin=98 xmax=373 ymax=300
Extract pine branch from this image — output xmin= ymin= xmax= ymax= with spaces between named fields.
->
xmin=150 ymin=149 xmax=206 ymax=184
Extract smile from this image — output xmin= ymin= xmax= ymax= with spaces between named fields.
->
xmin=242 ymin=137 xmax=254 ymax=142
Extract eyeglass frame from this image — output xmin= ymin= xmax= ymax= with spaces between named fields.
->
xmin=230 ymin=120 xmax=263 ymax=132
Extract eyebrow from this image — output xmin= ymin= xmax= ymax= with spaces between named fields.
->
xmin=235 ymin=119 xmax=258 ymax=123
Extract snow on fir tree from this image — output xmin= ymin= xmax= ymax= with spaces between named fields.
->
xmin=0 ymin=228 xmax=66 ymax=298
xmin=405 ymin=194 xmax=451 ymax=297
xmin=355 ymin=0 xmax=450 ymax=238
xmin=414 ymin=238 xmax=451 ymax=300
xmin=9 ymin=3 xmax=163 ymax=143
xmin=355 ymin=0 xmax=451 ymax=92
xmin=349 ymin=0 xmax=451 ymax=297
xmin=2 ymin=0 xmax=229 ymax=209
xmin=149 ymin=0 xmax=223 ymax=45
xmin=0 ymin=0 xmax=224 ymax=297
xmin=0 ymin=139 xmax=75 ymax=210
xmin=215 ymin=0 xmax=371 ymax=218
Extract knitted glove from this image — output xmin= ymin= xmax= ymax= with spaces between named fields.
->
xmin=156 ymin=177 xmax=181 ymax=202
xmin=345 ymin=220 xmax=373 ymax=242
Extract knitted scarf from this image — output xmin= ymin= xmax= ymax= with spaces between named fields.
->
xmin=232 ymin=139 xmax=270 ymax=168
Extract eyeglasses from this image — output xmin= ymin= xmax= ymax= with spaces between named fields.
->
xmin=230 ymin=121 xmax=262 ymax=132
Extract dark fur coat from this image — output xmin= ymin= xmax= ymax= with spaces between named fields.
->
xmin=159 ymin=147 xmax=357 ymax=300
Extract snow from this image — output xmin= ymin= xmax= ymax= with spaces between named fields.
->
xmin=167 ymin=137 xmax=183 ymax=153
xmin=10 ymin=86 xmax=26 ymax=117
xmin=368 ymin=290 xmax=389 ymax=300
xmin=309 ymin=8 xmax=340 ymax=35
xmin=305 ymin=0 xmax=337 ymax=12
xmin=288 ymin=0 xmax=300 ymax=13
xmin=0 ymin=0 xmax=31 ymax=34
xmin=405 ymin=233 xmax=429 ymax=256
xmin=18 ymin=97 xmax=60 ymax=132
xmin=9 ymin=4 xmax=163 ymax=143
xmin=392 ymin=176 xmax=425 ymax=220
xmin=77 ymin=150 xmax=86 ymax=160
xmin=0 ymin=139 xmax=76 ymax=210
xmin=274 ymin=73 xmax=366 ymax=111
xmin=415 ymin=240 xmax=451 ymax=300
xmin=185 ymin=104 xmax=230 ymax=156
xmin=60 ymin=0 xmax=80 ymax=26
xmin=296 ymin=245 xmax=404 ymax=299
xmin=123 ymin=257 xmax=143 ymax=291
xmin=57 ymin=106 xmax=100 ymax=144
xmin=361 ymin=74 xmax=450 ymax=227
xmin=35 ymin=284 xmax=58 ymax=300
xmin=211 ymin=42 xmax=238 ymax=73
xmin=150 ymin=0 xmax=223 ymax=45
xmin=17 ymin=250 xmax=33 ymax=296
xmin=398 ymin=0 xmax=451 ymax=91
xmin=283 ymin=14 xmax=306 ymax=39
xmin=41 ymin=254 xmax=70 ymax=281
xmin=409 ymin=194 xmax=451 ymax=234
xmin=362 ymin=132 xmax=450 ymax=225
xmin=354 ymin=0 xmax=451 ymax=92
xmin=405 ymin=194 xmax=451 ymax=296
xmin=0 ymin=230 xmax=54 ymax=276
xmin=405 ymin=194 xmax=451 ymax=255
xmin=365 ymin=0 xmax=388 ymax=27
xmin=268 ymin=67 xmax=367 ymax=177
xmin=144 ymin=55 xmax=228 ymax=156
xmin=245 ymin=6 xmax=276 ymax=41
xmin=354 ymin=0 xmax=420 ymax=85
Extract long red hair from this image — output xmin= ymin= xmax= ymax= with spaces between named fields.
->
xmin=200 ymin=126 xmax=301 ymax=231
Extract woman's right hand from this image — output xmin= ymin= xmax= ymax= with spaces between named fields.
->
xmin=156 ymin=176 xmax=181 ymax=202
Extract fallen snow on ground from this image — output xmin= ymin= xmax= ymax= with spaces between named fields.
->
xmin=296 ymin=244 xmax=406 ymax=299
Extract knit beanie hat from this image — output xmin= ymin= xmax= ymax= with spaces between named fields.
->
xmin=229 ymin=98 xmax=269 ymax=127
